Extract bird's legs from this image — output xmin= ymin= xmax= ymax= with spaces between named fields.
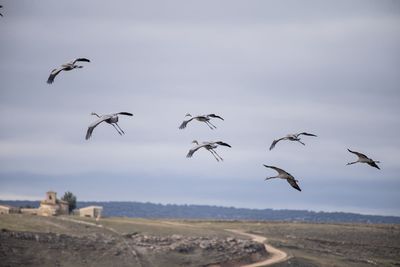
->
xmin=265 ymin=176 xmax=278 ymax=181
xmin=207 ymin=149 xmax=220 ymax=161
xmin=203 ymin=121 xmax=215 ymax=130
xmin=210 ymin=149 xmax=224 ymax=161
xmin=346 ymin=161 xmax=358 ymax=166
xmin=114 ymin=122 xmax=125 ymax=135
xmin=206 ymin=120 xmax=217 ymax=129
xmin=296 ymin=139 xmax=305 ymax=146
xmin=110 ymin=123 xmax=123 ymax=135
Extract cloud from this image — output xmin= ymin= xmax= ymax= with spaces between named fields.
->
xmin=0 ymin=0 xmax=399 ymax=215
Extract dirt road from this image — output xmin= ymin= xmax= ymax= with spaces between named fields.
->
xmin=226 ymin=229 xmax=288 ymax=267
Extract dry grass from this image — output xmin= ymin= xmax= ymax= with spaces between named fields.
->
xmin=1 ymin=215 xmax=399 ymax=266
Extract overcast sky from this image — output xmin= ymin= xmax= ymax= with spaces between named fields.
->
xmin=1 ymin=0 xmax=399 ymax=216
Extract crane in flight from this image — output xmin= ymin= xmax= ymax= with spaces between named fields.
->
xmin=269 ymin=132 xmax=317 ymax=150
xmin=47 ymin=58 xmax=90 ymax=84
xmin=86 ymin=112 xmax=133 ymax=140
xmin=263 ymin=165 xmax=302 ymax=191
xmin=186 ymin=140 xmax=231 ymax=161
xmin=346 ymin=149 xmax=380 ymax=170
xmin=179 ymin=113 xmax=224 ymax=130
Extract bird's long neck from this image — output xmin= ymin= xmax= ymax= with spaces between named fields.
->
xmin=92 ymin=112 xmax=100 ymax=118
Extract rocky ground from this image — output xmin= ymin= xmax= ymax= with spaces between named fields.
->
xmin=0 ymin=217 xmax=267 ymax=267
xmin=2 ymin=214 xmax=399 ymax=267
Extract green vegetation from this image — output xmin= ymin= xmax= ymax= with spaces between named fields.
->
xmin=61 ymin=191 xmax=77 ymax=213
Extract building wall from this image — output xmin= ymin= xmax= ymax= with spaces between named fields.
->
xmin=38 ymin=203 xmax=59 ymax=216
xmin=21 ymin=208 xmax=38 ymax=215
xmin=45 ymin=191 xmax=57 ymax=205
xmin=0 ymin=206 xmax=20 ymax=214
xmin=79 ymin=207 xmax=103 ymax=218
xmin=0 ymin=206 xmax=10 ymax=214
xmin=59 ymin=201 xmax=69 ymax=215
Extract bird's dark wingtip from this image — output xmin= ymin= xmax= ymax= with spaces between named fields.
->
xmin=372 ymin=164 xmax=381 ymax=170
xmin=118 ymin=112 xmax=133 ymax=116
xmin=78 ymin=58 xmax=91 ymax=62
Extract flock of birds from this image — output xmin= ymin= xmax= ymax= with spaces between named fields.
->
xmin=178 ymin=114 xmax=381 ymax=192
xmin=1 ymin=4 xmax=381 ymax=193
xmin=43 ymin=57 xmax=381 ymax=192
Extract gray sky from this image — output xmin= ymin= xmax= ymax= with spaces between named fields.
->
xmin=1 ymin=0 xmax=399 ymax=216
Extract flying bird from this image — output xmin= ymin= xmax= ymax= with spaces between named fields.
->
xmin=263 ymin=165 xmax=301 ymax=191
xmin=346 ymin=149 xmax=380 ymax=170
xmin=47 ymin=58 xmax=90 ymax=84
xmin=86 ymin=112 xmax=133 ymax=140
xmin=186 ymin=140 xmax=231 ymax=161
xmin=179 ymin=113 xmax=224 ymax=130
xmin=269 ymin=132 xmax=317 ymax=150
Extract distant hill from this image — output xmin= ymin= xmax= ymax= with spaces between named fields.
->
xmin=1 ymin=200 xmax=399 ymax=224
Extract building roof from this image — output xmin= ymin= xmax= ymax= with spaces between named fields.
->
xmin=79 ymin=206 xmax=103 ymax=210
xmin=0 ymin=205 xmax=19 ymax=210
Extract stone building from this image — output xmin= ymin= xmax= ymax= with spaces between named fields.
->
xmin=20 ymin=208 xmax=38 ymax=215
xmin=37 ymin=191 xmax=69 ymax=216
xmin=0 ymin=205 xmax=20 ymax=215
xmin=79 ymin=206 xmax=103 ymax=219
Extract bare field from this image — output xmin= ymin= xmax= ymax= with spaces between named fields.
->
xmin=188 ymin=220 xmax=400 ymax=266
xmin=0 ymin=214 xmax=399 ymax=267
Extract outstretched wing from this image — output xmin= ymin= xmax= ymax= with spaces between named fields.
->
xmin=347 ymin=149 xmax=368 ymax=160
xmin=263 ymin=164 xmax=291 ymax=177
xmin=215 ymin=141 xmax=231 ymax=148
xmin=179 ymin=117 xmax=194 ymax=129
xmin=297 ymin=132 xmax=317 ymax=137
xmin=287 ymin=178 xmax=301 ymax=191
xmin=47 ymin=67 xmax=66 ymax=84
xmin=207 ymin=114 xmax=224 ymax=120
xmin=269 ymin=138 xmax=284 ymax=150
xmin=186 ymin=144 xmax=206 ymax=158
xmin=85 ymin=116 xmax=109 ymax=140
xmin=73 ymin=58 xmax=90 ymax=64
xmin=117 ymin=112 xmax=133 ymax=116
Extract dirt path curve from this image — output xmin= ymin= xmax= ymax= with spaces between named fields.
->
xmin=226 ymin=229 xmax=288 ymax=267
